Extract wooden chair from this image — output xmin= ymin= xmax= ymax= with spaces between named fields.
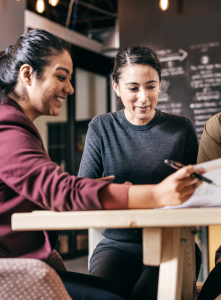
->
xmin=196 ymin=281 xmax=204 ymax=298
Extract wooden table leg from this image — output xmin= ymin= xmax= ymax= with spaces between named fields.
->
xmin=157 ymin=227 xmax=185 ymax=300
xmin=143 ymin=227 xmax=163 ymax=266
xmin=181 ymin=227 xmax=196 ymax=300
xmin=156 ymin=227 xmax=196 ymax=300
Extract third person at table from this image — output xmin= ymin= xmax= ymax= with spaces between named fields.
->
xmin=78 ymin=45 xmax=202 ymax=300
xmin=197 ymin=113 xmax=221 ymax=300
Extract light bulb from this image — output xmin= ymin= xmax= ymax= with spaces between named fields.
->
xmin=159 ymin=0 xmax=169 ymax=11
xmin=36 ymin=0 xmax=45 ymax=13
xmin=49 ymin=0 xmax=59 ymax=6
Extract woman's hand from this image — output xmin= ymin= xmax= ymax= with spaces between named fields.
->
xmin=128 ymin=165 xmax=205 ymax=209
xmin=124 ymin=181 xmax=132 ymax=185
xmin=96 ymin=176 xmax=132 ymax=185
xmin=96 ymin=175 xmax=115 ymax=181
xmin=153 ymin=165 xmax=205 ymax=207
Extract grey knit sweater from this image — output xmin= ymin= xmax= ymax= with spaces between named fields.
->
xmin=78 ymin=109 xmax=198 ymax=257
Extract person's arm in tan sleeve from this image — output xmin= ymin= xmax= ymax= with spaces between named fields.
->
xmin=198 ymin=114 xmax=221 ymax=164
xmin=215 ymin=246 xmax=221 ymax=264
xmin=198 ymin=114 xmax=221 ymax=265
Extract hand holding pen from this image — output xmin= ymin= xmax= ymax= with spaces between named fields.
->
xmin=164 ymin=160 xmax=220 ymax=187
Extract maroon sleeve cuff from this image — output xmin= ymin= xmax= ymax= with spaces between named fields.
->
xmin=99 ymin=183 xmax=129 ymax=210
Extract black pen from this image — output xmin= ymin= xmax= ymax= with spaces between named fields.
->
xmin=164 ymin=159 xmax=220 ymax=187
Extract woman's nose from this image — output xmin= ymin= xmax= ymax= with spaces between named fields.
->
xmin=64 ymin=81 xmax=74 ymax=95
xmin=138 ymin=88 xmax=148 ymax=102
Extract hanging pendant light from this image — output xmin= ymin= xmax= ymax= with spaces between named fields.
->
xmin=49 ymin=0 xmax=59 ymax=6
xmin=36 ymin=0 xmax=45 ymax=13
xmin=159 ymin=0 xmax=169 ymax=11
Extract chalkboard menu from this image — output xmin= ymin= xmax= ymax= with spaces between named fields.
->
xmin=156 ymin=42 xmax=221 ymax=140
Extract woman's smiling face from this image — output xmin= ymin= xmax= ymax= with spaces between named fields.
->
xmin=113 ymin=64 xmax=161 ymax=126
xmin=24 ymin=50 xmax=74 ymax=121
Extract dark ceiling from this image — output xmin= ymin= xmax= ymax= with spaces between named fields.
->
xmin=27 ymin=0 xmax=118 ymax=41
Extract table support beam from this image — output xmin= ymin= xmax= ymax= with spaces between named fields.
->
xmin=143 ymin=227 xmax=163 ymax=266
xmin=157 ymin=227 xmax=184 ymax=300
xmin=181 ymin=227 xmax=196 ymax=300
xmin=157 ymin=227 xmax=196 ymax=300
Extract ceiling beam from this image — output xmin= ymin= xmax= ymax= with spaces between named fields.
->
xmin=25 ymin=9 xmax=103 ymax=53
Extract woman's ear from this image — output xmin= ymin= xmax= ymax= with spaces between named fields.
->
xmin=112 ymin=81 xmax=120 ymax=97
xmin=19 ymin=64 xmax=33 ymax=87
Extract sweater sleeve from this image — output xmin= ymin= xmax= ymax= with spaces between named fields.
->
xmin=78 ymin=118 xmax=104 ymax=179
xmin=197 ymin=114 xmax=221 ymax=163
xmin=99 ymin=184 xmax=129 ymax=209
xmin=0 ymin=116 xmax=111 ymax=212
xmin=183 ymin=118 xmax=199 ymax=165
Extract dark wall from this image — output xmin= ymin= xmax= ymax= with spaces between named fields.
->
xmin=119 ymin=0 xmax=221 ymax=139
xmin=119 ymin=0 xmax=221 ymax=49
xmin=0 ymin=0 xmax=26 ymax=50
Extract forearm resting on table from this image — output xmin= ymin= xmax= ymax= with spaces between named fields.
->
xmin=128 ymin=185 xmax=157 ymax=209
xmin=99 ymin=183 xmax=129 ymax=209
xmin=99 ymin=183 xmax=157 ymax=209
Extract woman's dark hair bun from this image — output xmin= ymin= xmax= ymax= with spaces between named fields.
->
xmin=0 ymin=29 xmax=71 ymax=102
xmin=5 ymin=45 xmax=12 ymax=56
xmin=112 ymin=45 xmax=161 ymax=84
xmin=0 ymin=50 xmax=6 ymax=61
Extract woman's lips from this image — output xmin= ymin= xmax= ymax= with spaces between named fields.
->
xmin=54 ymin=96 xmax=65 ymax=103
xmin=135 ymin=106 xmax=150 ymax=111
xmin=54 ymin=96 xmax=65 ymax=107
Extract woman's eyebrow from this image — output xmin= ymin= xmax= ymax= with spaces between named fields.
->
xmin=56 ymin=67 xmax=70 ymax=74
xmin=126 ymin=80 xmax=158 ymax=85
xmin=147 ymin=80 xmax=158 ymax=83
xmin=126 ymin=82 xmax=138 ymax=85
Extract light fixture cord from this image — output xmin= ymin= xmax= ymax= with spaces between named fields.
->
xmin=66 ymin=0 xmax=75 ymax=28
xmin=72 ymin=0 xmax=79 ymax=31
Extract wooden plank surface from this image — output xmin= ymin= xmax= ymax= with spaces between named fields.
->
xmin=157 ymin=227 xmax=184 ymax=300
xmin=181 ymin=228 xmax=196 ymax=300
xmin=12 ymin=208 xmax=221 ymax=231
xmin=143 ymin=227 xmax=163 ymax=266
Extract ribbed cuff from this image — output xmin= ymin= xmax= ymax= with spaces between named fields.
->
xmin=99 ymin=183 xmax=129 ymax=209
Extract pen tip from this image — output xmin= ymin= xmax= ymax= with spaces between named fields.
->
xmin=212 ymin=182 xmax=220 ymax=188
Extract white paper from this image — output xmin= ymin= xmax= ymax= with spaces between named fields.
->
xmin=162 ymin=158 xmax=221 ymax=209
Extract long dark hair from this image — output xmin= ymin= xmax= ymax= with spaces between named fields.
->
xmin=0 ymin=29 xmax=71 ymax=102
xmin=112 ymin=45 xmax=161 ymax=84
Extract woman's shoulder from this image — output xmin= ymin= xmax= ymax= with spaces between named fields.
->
xmin=0 ymin=99 xmax=42 ymax=140
xmin=206 ymin=112 xmax=221 ymax=128
xmin=158 ymin=110 xmax=193 ymax=126
xmin=89 ymin=110 xmax=123 ymax=129
xmin=204 ymin=112 xmax=221 ymax=138
xmin=0 ymin=100 xmax=28 ymax=125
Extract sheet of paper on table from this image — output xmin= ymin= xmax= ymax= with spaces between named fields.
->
xmin=163 ymin=158 xmax=221 ymax=209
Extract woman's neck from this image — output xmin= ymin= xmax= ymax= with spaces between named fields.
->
xmin=8 ymin=94 xmax=39 ymax=122
xmin=124 ymin=109 xmax=156 ymax=126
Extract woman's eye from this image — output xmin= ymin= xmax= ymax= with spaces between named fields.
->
xmin=147 ymin=86 xmax=156 ymax=89
xmin=58 ymin=76 xmax=66 ymax=81
xmin=129 ymin=87 xmax=138 ymax=91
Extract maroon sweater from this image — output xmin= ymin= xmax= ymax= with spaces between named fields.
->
xmin=0 ymin=98 xmax=128 ymax=260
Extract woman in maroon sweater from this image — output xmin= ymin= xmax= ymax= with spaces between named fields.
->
xmin=0 ymin=29 xmax=202 ymax=300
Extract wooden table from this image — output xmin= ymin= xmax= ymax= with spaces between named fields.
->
xmin=11 ymin=208 xmax=221 ymax=300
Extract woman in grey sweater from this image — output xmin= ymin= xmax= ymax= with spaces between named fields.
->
xmin=78 ymin=45 xmax=201 ymax=300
